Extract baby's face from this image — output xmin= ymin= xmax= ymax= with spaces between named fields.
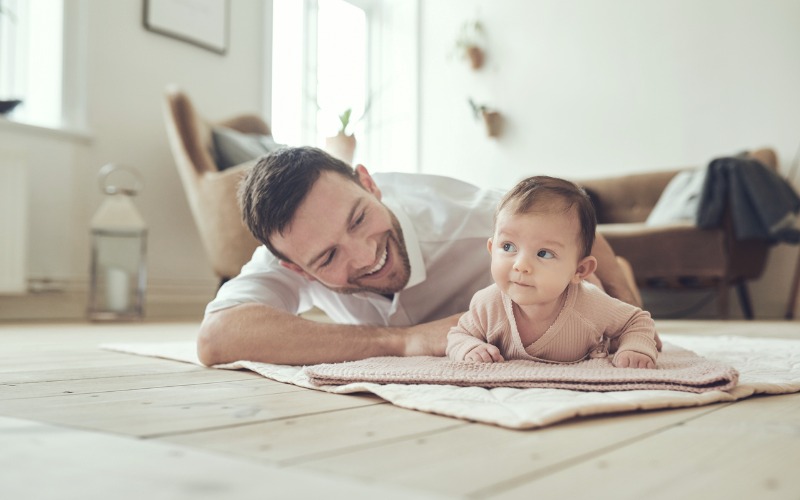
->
xmin=488 ymin=208 xmax=585 ymax=307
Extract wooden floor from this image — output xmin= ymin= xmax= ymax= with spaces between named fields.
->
xmin=2 ymin=320 xmax=799 ymax=500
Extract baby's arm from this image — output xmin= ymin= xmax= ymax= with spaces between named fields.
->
xmin=446 ymin=299 xmax=494 ymax=361
xmin=447 ymin=285 xmax=507 ymax=362
xmin=446 ymin=321 xmax=492 ymax=361
xmin=597 ymin=296 xmax=659 ymax=369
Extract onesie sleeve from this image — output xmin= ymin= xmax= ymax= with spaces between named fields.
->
xmin=446 ymin=286 xmax=495 ymax=361
xmin=586 ymin=286 xmax=659 ymax=364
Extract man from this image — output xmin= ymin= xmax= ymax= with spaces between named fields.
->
xmin=198 ymin=147 xmax=643 ymax=366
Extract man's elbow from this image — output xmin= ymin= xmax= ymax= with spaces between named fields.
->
xmin=197 ymin=314 xmax=225 ymax=366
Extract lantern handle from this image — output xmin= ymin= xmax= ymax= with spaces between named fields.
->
xmin=98 ymin=163 xmax=143 ymax=196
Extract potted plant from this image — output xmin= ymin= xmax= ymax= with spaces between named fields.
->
xmin=469 ymin=98 xmax=502 ymax=138
xmin=325 ymin=108 xmax=357 ymax=164
xmin=452 ymin=20 xmax=486 ymax=70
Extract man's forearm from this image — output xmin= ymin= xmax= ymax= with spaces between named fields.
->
xmin=197 ymin=303 xmax=457 ymax=366
xmin=591 ymin=233 xmax=641 ymax=307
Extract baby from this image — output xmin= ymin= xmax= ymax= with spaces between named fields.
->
xmin=446 ymin=176 xmax=658 ymax=368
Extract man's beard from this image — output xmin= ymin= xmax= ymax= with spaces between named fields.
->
xmin=323 ymin=212 xmax=411 ymax=296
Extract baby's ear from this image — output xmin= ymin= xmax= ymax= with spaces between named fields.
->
xmin=573 ymin=256 xmax=598 ymax=283
xmin=486 ymin=238 xmax=493 ymax=255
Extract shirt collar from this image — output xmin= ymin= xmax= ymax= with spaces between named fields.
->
xmin=383 ymin=198 xmax=425 ymax=290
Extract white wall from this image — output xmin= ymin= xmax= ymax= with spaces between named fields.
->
xmin=419 ymin=0 xmax=800 ymax=187
xmin=418 ymin=0 xmax=800 ymax=319
xmin=0 ymin=0 xmax=270 ymax=319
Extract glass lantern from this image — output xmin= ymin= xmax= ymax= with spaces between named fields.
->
xmin=88 ymin=164 xmax=147 ymax=321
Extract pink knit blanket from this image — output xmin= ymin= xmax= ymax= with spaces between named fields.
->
xmin=305 ymin=343 xmax=739 ymax=393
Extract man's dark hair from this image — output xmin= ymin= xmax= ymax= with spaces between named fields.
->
xmin=238 ymin=146 xmax=359 ymax=262
xmin=496 ymin=175 xmax=597 ymax=258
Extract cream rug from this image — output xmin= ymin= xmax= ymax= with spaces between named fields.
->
xmin=101 ymin=334 xmax=800 ymax=429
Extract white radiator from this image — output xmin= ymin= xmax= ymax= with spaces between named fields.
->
xmin=0 ymin=149 xmax=27 ymax=294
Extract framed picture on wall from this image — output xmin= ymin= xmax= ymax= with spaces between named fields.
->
xmin=143 ymin=0 xmax=229 ymax=55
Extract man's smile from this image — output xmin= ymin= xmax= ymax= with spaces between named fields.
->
xmin=365 ymin=246 xmax=388 ymax=276
xmin=353 ymin=238 xmax=392 ymax=282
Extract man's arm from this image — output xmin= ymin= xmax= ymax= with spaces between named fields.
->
xmin=197 ymin=303 xmax=459 ymax=366
xmin=591 ymin=232 xmax=642 ymax=308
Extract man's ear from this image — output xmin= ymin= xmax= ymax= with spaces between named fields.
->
xmin=486 ymin=238 xmax=494 ymax=255
xmin=279 ymin=260 xmax=317 ymax=282
xmin=355 ymin=164 xmax=381 ymax=200
xmin=572 ymin=255 xmax=598 ymax=284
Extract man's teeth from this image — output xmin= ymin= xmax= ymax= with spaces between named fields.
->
xmin=366 ymin=248 xmax=388 ymax=275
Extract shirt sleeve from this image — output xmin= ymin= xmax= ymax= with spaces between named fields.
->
xmin=204 ymin=246 xmax=311 ymax=317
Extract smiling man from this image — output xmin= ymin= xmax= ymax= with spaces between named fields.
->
xmin=197 ymin=147 xmax=641 ymax=366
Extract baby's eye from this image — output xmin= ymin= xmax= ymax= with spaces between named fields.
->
xmin=502 ymin=242 xmax=517 ymax=252
xmin=537 ymin=250 xmax=555 ymax=259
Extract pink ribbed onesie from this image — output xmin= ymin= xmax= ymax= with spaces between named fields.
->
xmin=446 ymin=281 xmax=658 ymax=364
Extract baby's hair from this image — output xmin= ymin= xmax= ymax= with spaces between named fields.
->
xmin=495 ymin=176 xmax=597 ymax=258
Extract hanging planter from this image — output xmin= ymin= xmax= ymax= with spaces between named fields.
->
xmin=452 ymin=20 xmax=487 ymax=70
xmin=469 ymin=98 xmax=503 ymax=138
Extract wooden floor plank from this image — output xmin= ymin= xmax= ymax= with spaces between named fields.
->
xmin=162 ymin=403 xmax=467 ymax=465
xmin=0 ymin=416 xmax=449 ymax=500
xmin=290 ymin=404 xmax=727 ymax=497
xmin=0 ymin=359 xmax=204 ymax=385
xmin=0 ymin=378 xmax=383 ymax=437
xmin=488 ymin=394 xmax=800 ymax=500
xmin=0 ymin=368 xmax=259 ymax=400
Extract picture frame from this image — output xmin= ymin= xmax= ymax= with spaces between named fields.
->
xmin=143 ymin=0 xmax=229 ymax=55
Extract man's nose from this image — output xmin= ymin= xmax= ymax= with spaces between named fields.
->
xmin=347 ymin=236 xmax=378 ymax=269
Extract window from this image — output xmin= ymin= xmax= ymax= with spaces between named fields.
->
xmin=315 ymin=0 xmax=368 ymax=148
xmin=0 ymin=0 xmax=82 ymax=130
xmin=271 ymin=0 xmax=418 ymax=172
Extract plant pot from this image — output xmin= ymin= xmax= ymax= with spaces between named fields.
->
xmin=466 ymin=46 xmax=484 ymax=70
xmin=325 ymin=131 xmax=356 ymax=164
xmin=482 ymin=110 xmax=503 ymax=138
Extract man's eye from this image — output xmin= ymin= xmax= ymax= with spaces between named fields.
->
xmin=352 ymin=210 xmax=366 ymax=228
xmin=537 ymin=250 xmax=554 ymax=259
xmin=320 ymin=249 xmax=336 ymax=268
xmin=502 ymin=243 xmax=517 ymax=252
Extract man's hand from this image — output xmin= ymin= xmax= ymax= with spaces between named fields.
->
xmin=403 ymin=313 xmax=461 ymax=357
xmin=613 ymin=350 xmax=655 ymax=369
xmin=465 ymin=343 xmax=505 ymax=363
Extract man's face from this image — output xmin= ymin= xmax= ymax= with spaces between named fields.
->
xmin=271 ymin=167 xmax=411 ymax=296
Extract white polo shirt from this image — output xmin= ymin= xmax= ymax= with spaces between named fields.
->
xmin=205 ymin=172 xmax=503 ymax=326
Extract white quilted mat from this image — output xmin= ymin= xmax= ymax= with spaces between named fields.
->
xmin=101 ymin=334 xmax=800 ymax=429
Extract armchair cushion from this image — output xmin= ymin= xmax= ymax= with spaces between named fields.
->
xmin=212 ymin=125 xmax=284 ymax=170
xmin=645 ymin=168 xmax=706 ymax=226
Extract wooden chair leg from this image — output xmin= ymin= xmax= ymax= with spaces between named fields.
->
xmin=717 ymin=282 xmax=729 ymax=319
xmin=736 ymin=282 xmax=754 ymax=320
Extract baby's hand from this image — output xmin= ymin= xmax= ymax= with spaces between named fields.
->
xmin=613 ymin=350 xmax=655 ymax=369
xmin=465 ymin=344 xmax=504 ymax=363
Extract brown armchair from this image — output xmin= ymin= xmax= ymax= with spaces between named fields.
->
xmin=162 ymin=86 xmax=263 ymax=285
xmin=578 ymin=148 xmax=778 ymax=319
